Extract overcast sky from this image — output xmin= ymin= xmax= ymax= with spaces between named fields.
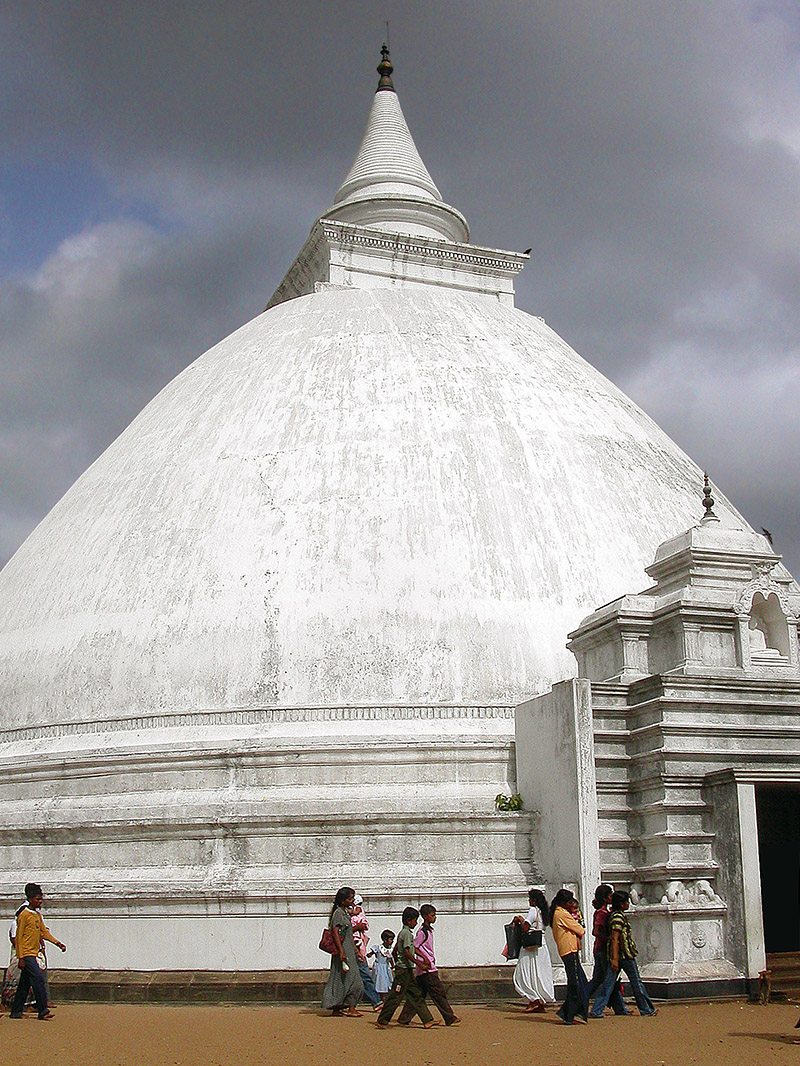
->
xmin=1 ymin=0 xmax=799 ymax=578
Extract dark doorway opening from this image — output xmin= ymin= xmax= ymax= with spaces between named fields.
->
xmin=756 ymin=784 xmax=800 ymax=953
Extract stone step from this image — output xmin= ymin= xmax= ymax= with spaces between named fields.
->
xmin=46 ymin=967 xmax=519 ymax=1005
xmin=598 ymin=842 xmax=633 ymax=867
xmin=766 ymin=952 xmax=800 ymax=972
xmin=769 ymin=975 xmax=800 ymax=993
xmin=44 ymin=966 xmax=747 ymax=1005
xmin=0 ymin=854 xmax=537 ymax=914
xmin=0 ymin=808 xmax=534 ymax=847
xmin=0 ymin=789 xmax=518 ymax=829
xmin=765 ymin=953 xmax=800 ymax=997
xmin=0 ymin=738 xmax=517 ymax=803
xmin=601 ymin=860 xmax=720 ymax=883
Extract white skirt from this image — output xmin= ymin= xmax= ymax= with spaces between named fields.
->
xmin=513 ymin=945 xmax=555 ymax=1004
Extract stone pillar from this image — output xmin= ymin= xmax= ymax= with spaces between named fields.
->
xmin=704 ymin=772 xmax=766 ymax=982
xmin=515 ymin=679 xmax=601 ymax=958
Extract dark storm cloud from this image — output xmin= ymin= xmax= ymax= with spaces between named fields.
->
xmin=1 ymin=0 xmax=799 ymax=573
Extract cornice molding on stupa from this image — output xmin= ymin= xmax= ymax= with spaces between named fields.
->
xmin=0 ymin=879 xmax=535 ymax=919
xmin=319 ymin=219 xmax=523 ymax=270
xmin=0 ymin=702 xmax=515 ymax=748
xmin=266 ymin=218 xmax=529 ymax=310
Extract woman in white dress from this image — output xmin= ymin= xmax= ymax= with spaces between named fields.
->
xmin=513 ymin=888 xmax=555 ymax=1012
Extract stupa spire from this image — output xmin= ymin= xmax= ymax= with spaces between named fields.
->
xmin=322 ymin=45 xmax=470 ymax=243
xmin=377 ymin=43 xmax=394 ymax=91
xmin=267 ymin=44 xmax=528 ymax=308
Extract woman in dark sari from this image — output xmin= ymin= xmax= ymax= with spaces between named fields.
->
xmin=321 ymin=887 xmax=364 ymax=1016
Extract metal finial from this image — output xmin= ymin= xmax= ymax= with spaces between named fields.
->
xmin=377 ymin=43 xmax=394 ymax=92
xmin=701 ymin=472 xmax=719 ymax=523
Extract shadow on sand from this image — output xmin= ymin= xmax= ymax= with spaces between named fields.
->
xmin=732 ymin=1031 xmax=800 ymax=1047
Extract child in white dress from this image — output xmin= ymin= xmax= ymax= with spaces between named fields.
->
xmin=368 ymin=930 xmax=395 ymax=997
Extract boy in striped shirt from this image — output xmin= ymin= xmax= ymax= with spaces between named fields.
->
xmin=590 ymin=889 xmax=656 ymax=1018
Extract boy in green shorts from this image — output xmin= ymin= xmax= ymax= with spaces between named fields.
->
xmin=376 ymin=907 xmax=436 ymax=1028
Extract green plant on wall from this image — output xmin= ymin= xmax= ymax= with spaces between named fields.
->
xmin=494 ymin=792 xmax=522 ymax=811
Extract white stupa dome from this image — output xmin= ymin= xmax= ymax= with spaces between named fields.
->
xmin=0 ymin=48 xmax=750 ymax=734
xmin=0 ymin=286 xmax=745 ymax=729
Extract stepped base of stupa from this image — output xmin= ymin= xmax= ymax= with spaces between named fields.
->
xmin=0 ymin=706 xmax=537 ymax=970
xmin=45 ymin=966 xmax=521 ymax=1005
xmin=44 ymin=966 xmax=752 ymax=1005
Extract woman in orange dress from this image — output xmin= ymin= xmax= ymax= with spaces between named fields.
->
xmin=549 ymin=889 xmax=589 ymax=1024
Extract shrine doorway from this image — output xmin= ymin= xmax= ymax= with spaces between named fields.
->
xmin=756 ymin=783 xmax=800 ymax=952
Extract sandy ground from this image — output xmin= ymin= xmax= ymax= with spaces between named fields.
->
xmin=1 ymin=1000 xmax=798 ymax=1066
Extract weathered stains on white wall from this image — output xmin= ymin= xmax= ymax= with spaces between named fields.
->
xmin=515 ymin=679 xmax=601 ymax=929
xmin=0 ymin=288 xmax=747 ymax=729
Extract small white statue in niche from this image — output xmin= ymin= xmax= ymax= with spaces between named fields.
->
xmin=748 ymin=592 xmax=788 ymax=659
xmin=748 ymin=614 xmax=769 ymax=652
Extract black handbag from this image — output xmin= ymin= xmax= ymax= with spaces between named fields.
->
xmin=504 ymin=921 xmax=522 ymax=960
xmin=520 ymin=928 xmax=543 ymax=948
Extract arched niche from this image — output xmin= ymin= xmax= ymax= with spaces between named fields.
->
xmin=749 ymin=592 xmax=790 ymax=659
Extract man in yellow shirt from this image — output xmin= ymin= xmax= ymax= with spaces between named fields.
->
xmin=9 ymin=882 xmax=66 ymax=1020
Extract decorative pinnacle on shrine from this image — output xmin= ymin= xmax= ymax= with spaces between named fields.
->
xmin=701 ymin=472 xmax=720 ymax=524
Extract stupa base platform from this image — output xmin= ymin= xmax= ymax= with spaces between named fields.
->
xmin=44 ymin=968 xmax=753 ymax=1006
xmin=46 ymin=966 xmax=517 ymax=1005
